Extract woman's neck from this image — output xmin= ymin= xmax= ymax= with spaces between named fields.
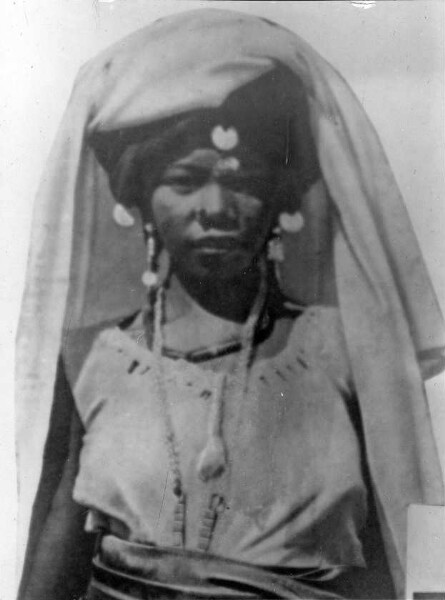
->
xmin=144 ymin=266 xmax=265 ymax=356
xmin=154 ymin=268 xmax=262 ymax=355
xmin=167 ymin=267 xmax=262 ymax=324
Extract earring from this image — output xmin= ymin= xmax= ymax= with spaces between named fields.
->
xmin=268 ymin=210 xmax=305 ymax=263
xmin=278 ymin=210 xmax=304 ymax=233
xmin=267 ymin=226 xmax=285 ymax=263
xmin=157 ymin=249 xmax=171 ymax=288
xmin=113 ymin=203 xmax=135 ymax=227
xmin=141 ymin=223 xmax=158 ymax=290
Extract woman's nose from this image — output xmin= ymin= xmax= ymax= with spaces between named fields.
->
xmin=198 ymin=183 xmax=236 ymax=229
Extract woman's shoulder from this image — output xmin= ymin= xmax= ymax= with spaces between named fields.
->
xmin=63 ymin=312 xmax=148 ymax=386
xmin=273 ymin=300 xmax=345 ymax=343
xmin=91 ymin=312 xmax=150 ymax=362
xmin=282 ymin=304 xmax=353 ymax=392
xmin=290 ymin=304 xmax=344 ymax=342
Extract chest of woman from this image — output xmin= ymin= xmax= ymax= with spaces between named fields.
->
xmin=72 ymin=316 xmax=367 ymax=568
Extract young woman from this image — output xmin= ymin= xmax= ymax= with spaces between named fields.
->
xmin=17 ymin=9 xmax=444 ymax=600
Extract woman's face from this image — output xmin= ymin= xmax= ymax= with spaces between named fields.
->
xmin=147 ymin=148 xmax=278 ymax=280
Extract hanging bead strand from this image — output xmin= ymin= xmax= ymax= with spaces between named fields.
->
xmin=151 ymin=262 xmax=267 ymax=551
xmin=195 ymin=266 xmax=267 ymax=552
xmin=142 ymin=223 xmax=159 ymax=292
xmin=152 ymin=286 xmax=186 ymax=547
xmin=197 ymin=494 xmax=225 ymax=552
xmin=234 ymin=263 xmax=267 ymax=399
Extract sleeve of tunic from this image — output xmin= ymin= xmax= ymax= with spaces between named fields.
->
xmin=293 ymin=309 xmax=398 ymax=600
xmin=19 ymin=358 xmax=96 ymax=600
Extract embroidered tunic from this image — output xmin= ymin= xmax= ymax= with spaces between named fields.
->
xmin=73 ymin=306 xmax=367 ymax=576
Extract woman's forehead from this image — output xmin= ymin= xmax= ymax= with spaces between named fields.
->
xmin=169 ymin=147 xmax=274 ymax=173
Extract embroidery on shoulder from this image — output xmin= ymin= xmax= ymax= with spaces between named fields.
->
xmin=307 ymin=307 xmax=352 ymax=392
xmin=288 ymin=306 xmax=350 ymax=381
xmin=96 ymin=328 xmax=153 ymax=373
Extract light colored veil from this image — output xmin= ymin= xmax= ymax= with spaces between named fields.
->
xmin=16 ymin=9 xmax=444 ymax=596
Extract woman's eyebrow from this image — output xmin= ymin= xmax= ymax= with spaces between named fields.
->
xmin=220 ymin=166 xmax=272 ymax=179
xmin=166 ymin=158 xmax=272 ymax=179
xmin=166 ymin=161 xmax=205 ymax=172
xmin=164 ymin=164 xmax=210 ymax=178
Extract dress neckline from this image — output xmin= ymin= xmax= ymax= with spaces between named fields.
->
xmin=119 ymin=307 xmax=278 ymax=364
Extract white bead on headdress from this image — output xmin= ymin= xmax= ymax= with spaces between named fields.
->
xmin=211 ymin=125 xmax=239 ymax=151
xmin=213 ymin=156 xmax=240 ymax=175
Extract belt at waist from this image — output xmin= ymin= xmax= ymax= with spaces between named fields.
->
xmin=88 ymin=534 xmax=342 ymax=599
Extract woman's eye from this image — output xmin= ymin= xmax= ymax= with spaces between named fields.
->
xmin=221 ymin=174 xmax=272 ymax=197
xmin=161 ymin=169 xmax=207 ymax=193
xmin=170 ymin=175 xmax=195 ymax=188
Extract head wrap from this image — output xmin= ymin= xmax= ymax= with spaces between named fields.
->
xmin=16 ymin=9 xmax=445 ymax=596
xmin=90 ymin=67 xmax=319 ymax=213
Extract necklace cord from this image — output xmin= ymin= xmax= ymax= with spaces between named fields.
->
xmin=152 ymin=265 xmax=268 ymax=548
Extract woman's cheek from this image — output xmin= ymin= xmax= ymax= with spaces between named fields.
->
xmin=151 ymin=199 xmax=190 ymax=247
xmin=243 ymin=203 xmax=275 ymax=242
xmin=156 ymin=219 xmax=187 ymax=254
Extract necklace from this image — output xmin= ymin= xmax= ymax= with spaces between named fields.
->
xmin=151 ymin=274 xmax=266 ymax=549
xmin=157 ymin=310 xmax=273 ymax=363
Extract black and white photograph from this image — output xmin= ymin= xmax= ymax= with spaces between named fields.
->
xmin=3 ymin=1 xmax=445 ymax=599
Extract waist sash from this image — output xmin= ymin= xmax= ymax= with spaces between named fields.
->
xmin=87 ymin=535 xmax=341 ymax=599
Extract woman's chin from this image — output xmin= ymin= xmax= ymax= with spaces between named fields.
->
xmin=175 ymin=251 xmax=255 ymax=281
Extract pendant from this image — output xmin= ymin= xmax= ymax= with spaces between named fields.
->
xmin=197 ymin=374 xmax=227 ymax=481
xmin=197 ymin=434 xmax=227 ymax=482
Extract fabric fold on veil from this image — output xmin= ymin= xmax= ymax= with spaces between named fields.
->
xmin=16 ymin=9 xmax=444 ymax=597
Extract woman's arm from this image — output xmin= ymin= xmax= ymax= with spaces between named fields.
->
xmin=19 ymin=359 xmax=95 ymax=600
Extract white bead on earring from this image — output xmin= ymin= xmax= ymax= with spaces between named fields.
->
xmin=278 ymin=211 xmax=305 ymax=233
xmin=268 ymin=211 xmax=304 ymax=263
xmin=267 ymin=226 xmax=285 ymax=263
xmin=112 ymin=203 xmax=135 ymax=227
xmin=141 ymin=223 xmax=158 ymax=290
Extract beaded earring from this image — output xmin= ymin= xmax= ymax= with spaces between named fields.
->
xmin=267 ymin=210 xmax=305 ymax=263
xmin=267 ymin=226 xmax=285 ymax=263
xmin=141 ymin=223 xmax=159 ymax=290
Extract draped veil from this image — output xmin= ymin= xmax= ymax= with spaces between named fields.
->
xmin=16 ymin=9 xmax=444 ymax=597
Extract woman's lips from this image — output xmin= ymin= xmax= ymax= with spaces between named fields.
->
xmin=191 ymin=236 xmax=243 ymax=252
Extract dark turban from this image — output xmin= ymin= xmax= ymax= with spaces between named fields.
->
xmin=89 ymin=67 xmax=320 ymax=212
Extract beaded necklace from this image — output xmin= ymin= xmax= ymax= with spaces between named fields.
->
xmin=151 ymin=276 xmax=266 ymax=550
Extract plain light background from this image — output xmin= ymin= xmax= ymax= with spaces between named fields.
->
xmin=0 ymin=1 xmax=444 ymax=597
